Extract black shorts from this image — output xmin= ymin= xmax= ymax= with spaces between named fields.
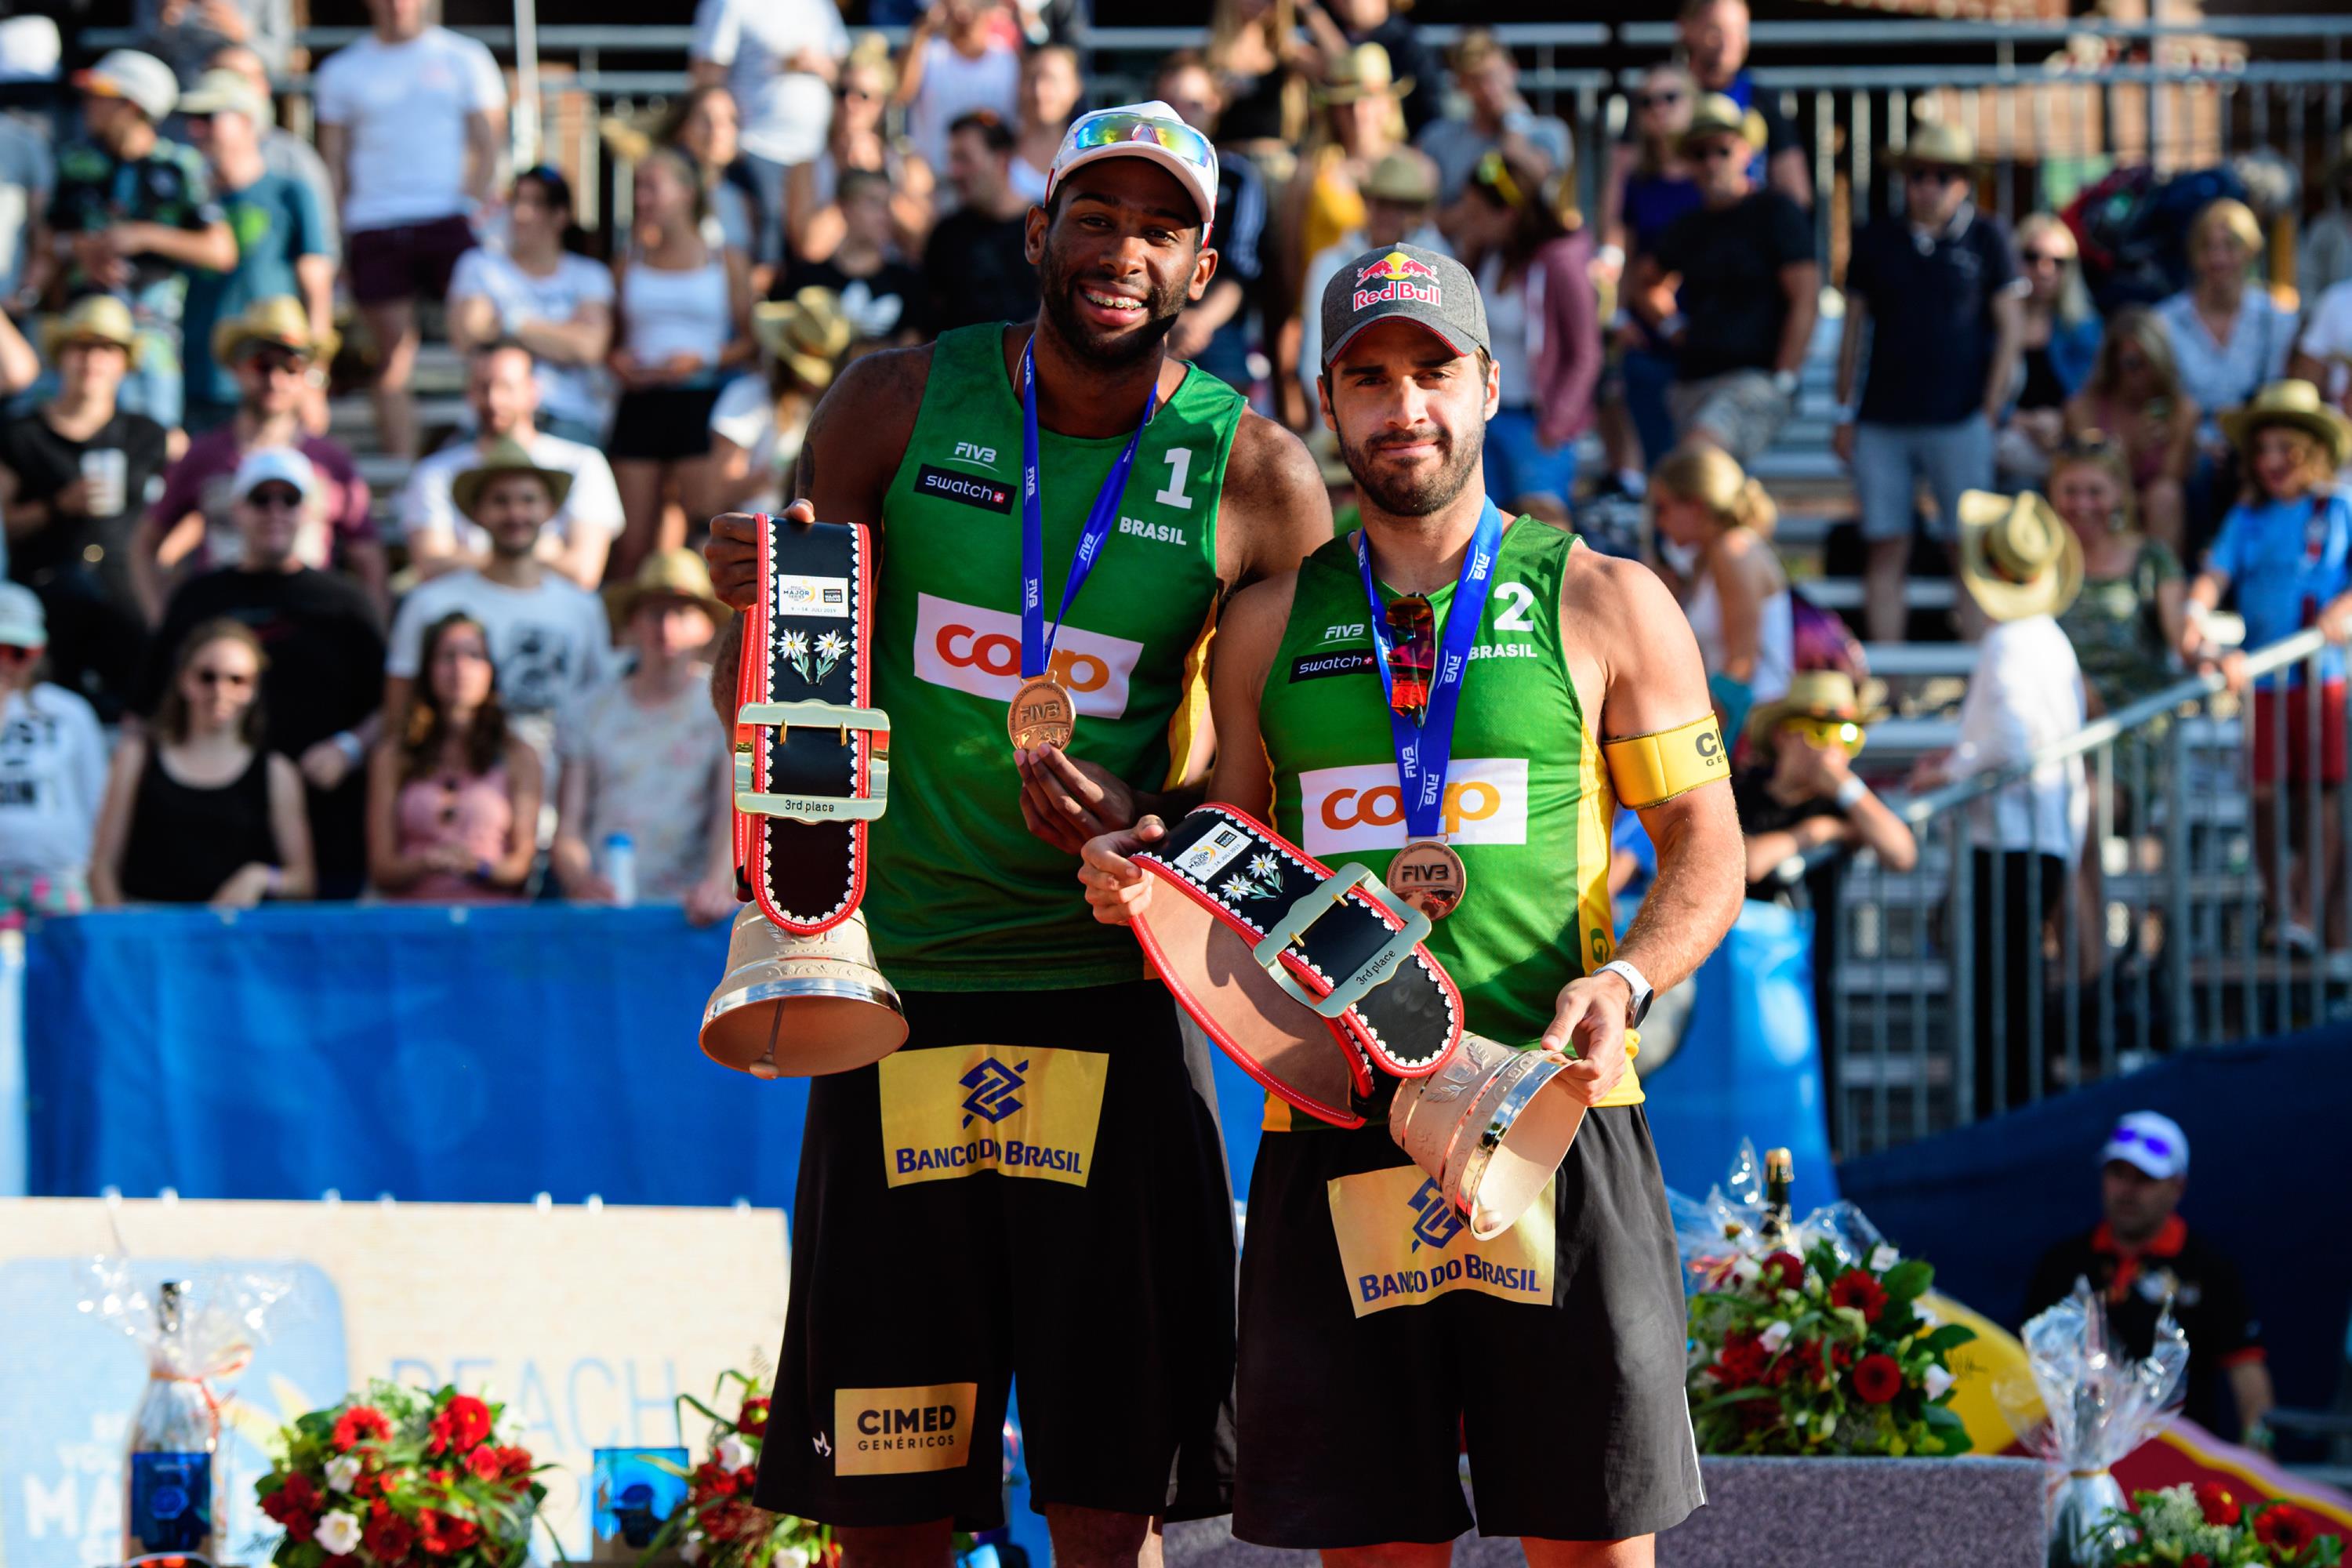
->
xmin=607 ymin=384 xmax=722 ymax=463
xmin=347 ymin=214 xmax=474 ymax=306
xmin=1232 ymin=1108 xmax=1704 ymax=1547
xmin=753 ymin=982 xmax=1239 ymax=1530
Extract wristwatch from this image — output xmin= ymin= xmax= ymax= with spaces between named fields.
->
xmin=1594 ymin=958 xmax=1655 ymax=1028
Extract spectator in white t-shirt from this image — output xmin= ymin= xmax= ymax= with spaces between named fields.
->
xmin=384 ymin=437 xmax=612 ymax=781
xmin=313 ymin=0 xmax=506 ymax=462
xmin=2290 ymin=274 xmax=2352 ymax=419
xmin=0 ymin=583 xmax=105 ymax=916
xmin=553 ymin=549 xmax=735 ymax=922
xmin=448 ymin=167 xmax=615 ymax=446
xmin=708 ymin=288 xmax=851 ymax=517
xmin=691 ymin=0 xmax=847 ymax=258
xmin=896 ymin=0 xmax=1023 ymax=177
xmin=400 ymin=339 xmax=625 ymax=589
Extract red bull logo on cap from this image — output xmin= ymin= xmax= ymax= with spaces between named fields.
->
xmin=1353 ymin=249 xmax=1443 ymax=312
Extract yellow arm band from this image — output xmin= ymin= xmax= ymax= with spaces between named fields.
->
xmin=1602 ymin=714 xmax=1730 ymax=808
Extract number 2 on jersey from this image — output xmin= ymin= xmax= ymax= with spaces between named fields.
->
xmin=1492 ymin=582 xmax=1537 ymax=632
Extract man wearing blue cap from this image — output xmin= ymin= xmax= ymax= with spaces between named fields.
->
xmin=2026 ymin=1112 xmax=2274 ymax=1439
xmin=702 ymin=101 xmax=1330 ymax=1565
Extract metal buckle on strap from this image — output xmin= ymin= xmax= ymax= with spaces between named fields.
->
xmin=735 ymin=700 xmax=891 ymax=822
xmin=1251 ymin=863 xmax=1433 ymax=1019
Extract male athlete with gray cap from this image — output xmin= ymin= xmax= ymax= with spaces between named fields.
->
xmin=702 ymin=102 xmax=1330 ymax=1566
xmin=1082 ymin=242 xmax=1742 ymax=1561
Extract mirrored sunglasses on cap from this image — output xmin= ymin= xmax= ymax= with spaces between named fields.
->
xmin=2108 ymin=1123 xmax=2176 ymax=1160
xmin=1780 ymin=715 xmax=1866 ymax=755
xmin=1065 ymin=110 xmax=1215 ymax=174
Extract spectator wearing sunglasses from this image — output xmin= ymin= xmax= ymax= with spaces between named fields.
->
xmin=0 ymin=584 xmax=107 ymax=917
xmin=134 ymin=298 xmax=383 ymax=622
xmin=91 ymin=615 xmax=314 ymax=907
xmin=784 ymin=39 xmax=935 ymax=267
xmin=1998 ymin=213 xmax=2102 ymax=490
xmin=175 ymin=66 xmax=332 ymax=438
xmin=1598 ymin=64 xmax=1703 ymax=481
xmin=1625 ymin=94 xmax=1817 ymax=467
xmin=1835 ymin=122 xmax=2023 ymax=647
xmin=1413 ymin=31 xmax=1570 ymax=206
xmin=133 ymin=447 xmax=386 ymax=898
xmin=2024 ymin=1112 xmax=2274 ymax=1441
xmin=368 ymin=608 xmax=539 ymax=903
xmin=1674 ymin=0 xmax=1809 ymax=205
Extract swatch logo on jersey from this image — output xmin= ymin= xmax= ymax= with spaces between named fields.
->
xmin=877 ymin=1044 xmax=1108 ymax=1189
xmin=1326 ymin=1164 xmax=1554 ymax=1316
xmin=912 ymin=592 xmax=1142 ymax=717
xmin=830 ymin=1382 xmax=979 ymax=1475
xmin=1301 ymin=758 xmax=1530 ymax=853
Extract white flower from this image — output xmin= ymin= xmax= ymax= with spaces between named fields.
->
xmin=779 ymin=630 xmax=809 ymax=659
xmin=324 ymin=1455 xmax=361 ymax=1494
xmin=1923 ymin=1363 xmax=1955 ymax=1400
xmin=713 ymin=1433 xmax=753 ymax=1472
xmin=316 ymin=1511 xmax=363 ymax=1556
xmin=815 ymin=632 xmax=848 ymax=661
xmin=1817 ymin=1411 xmax=1837 ymax=1438
xmin=681 ymin=1541 xmax=705 ymax=1564
xmin=1790 ymin=1408 xmax=1808 ymax=1427
xmin=773 ymin=1551 xmax=811 ymax=1568
xmin=1871 ymin=1244 xmax=1900 ymax=1272
xmin=1247 ymin=854 xmax=1282 ymax=882
xmin=1731 ymin=1257 xmax=1761 ymax=1283
xmin=1759 ymin=1319 xmax=1793 ymax=1353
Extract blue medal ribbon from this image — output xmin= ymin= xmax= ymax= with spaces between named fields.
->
xmin=1356 ymin=500 xmax=1508 ymax=840
xmin=1020 ymin=337 xmax=1160 ymax=680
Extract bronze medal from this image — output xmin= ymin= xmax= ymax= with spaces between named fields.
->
xmin=1390 ymin=838 xmax=1468 ymax=920
xmin=1008 ymin=675 xmax=1077 ymax=750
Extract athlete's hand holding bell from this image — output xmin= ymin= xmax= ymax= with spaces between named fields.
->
xmin=706 ymin=500 xmax=817 ymax=609
xmin=1539 ymin=973 xmax=1634 ymax=1107
xmin=1077 ymin=818 xmax=1167 ymax=924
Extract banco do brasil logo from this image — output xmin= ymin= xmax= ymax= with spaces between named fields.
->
xmin=1406 ymin=1178 xmax=1465 ymax=1252
xmin=959 ymin=1058 xmax=1029 ymax=1127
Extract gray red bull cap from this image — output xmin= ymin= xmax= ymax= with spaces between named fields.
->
xmin=1319 ymin=242 xmax=1488 ymax=369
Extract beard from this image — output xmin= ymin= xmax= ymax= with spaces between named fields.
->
xmin=1035 ymin=243 xmax=1189 ymax=371
xmin=1338 ymin=419 xmax=1485 ymax=518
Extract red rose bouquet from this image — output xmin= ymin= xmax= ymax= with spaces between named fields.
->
xmin=644 ymin=1372 xmax=833 ymax=1568
xmin=256 ymin=1384 xmax=546 ymax=1568
xmin=2100 ymin=1482 xmax=2344 ymax=1566
xmin=1685 ymin=1234 xmax=1976 ymax=1457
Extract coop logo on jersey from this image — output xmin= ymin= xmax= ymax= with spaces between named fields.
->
xmin=1327 ymin=1164 xmax=1554 ymax=1317
xmin=913 ymin=592 xmax=1143 ymax=718
xmin=1353 ymin=250 xmax=1443 ymax=312
xmin=830 ymin=1383 xmax=978 ymax=1475
xmin=916 ymin=464 xmax=1014 ymax=514
xmin=1299 ymin=757 xmax=1529 ymax=853
xmin=958 ymin=1057 xmax=1026 ymax=1126
xmin=878 ymin=1044 xmax=1109 ymax=1189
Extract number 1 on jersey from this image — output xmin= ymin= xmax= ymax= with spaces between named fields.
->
xmin=1155 ymin=448 xmax=1195 ymax=510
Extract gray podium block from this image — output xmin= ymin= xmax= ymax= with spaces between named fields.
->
xmin=1165 ymin=1455 xmax=2047 ymax=1568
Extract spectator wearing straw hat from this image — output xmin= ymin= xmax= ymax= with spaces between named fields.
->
xmin=1912 ymin=489 xmax=2088 ymax=1112
xmin=1297 ymin=0 xmax=1442 ymax=141
xmin=1627 ymin=93 xmax=1817 ymax=466
xmin=175 ymin=67 xmax=332 ymax=438
xmin=385 ymin=436 xmax=612 ymax=781
xmin=1835 ymin=121 xmax=2024 ymax=648
xmin=552 ymin=549 xmax=735 ymax=922
xmin=1288 ymin=44 xmax=1410 ymax=288
xmin=2181 ymin=380 xmax=2352 ymax=950
xmin=1414 ymin=30 xmax=1570 ymax=206
xmin=1295 ymin=147 xmax=1446 ymax=426
xmin=46 ymin=47 xmax=236 ymax=431
xmin=2026 ymin=1112 xmax=2273 ymax=1439
xmin=136 ymin=298 xmax=379 ymax=619
xmin=0 ymin=582 xmax=107 ymax=917
xmin=135 ymin=446 xmax=385 ymax=898
xmin=0 ymin=297 xmax=170 ymax=720
xmin=707 ymin=289 xmax=850 ymax=518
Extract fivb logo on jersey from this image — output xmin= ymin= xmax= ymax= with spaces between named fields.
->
xmin=912 ymin=591 xmax=1142 ymax=717
xmin=1299 ymin=757 xmax=1530 ymax=855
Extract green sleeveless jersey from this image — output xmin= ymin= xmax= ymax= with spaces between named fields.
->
xmin=1258 ymin=519 xmax=1642 ymax=1130
xmin=868 ymin=324 xmax=1246 ymax=988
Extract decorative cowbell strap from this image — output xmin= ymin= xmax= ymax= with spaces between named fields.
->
xmin=1129 ymin=804 xmax=1463 ymax=1128
xmin=734 ymin=515 xmax=888 ymax=935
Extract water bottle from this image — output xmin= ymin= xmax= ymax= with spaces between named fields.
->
xmin=604 ymin=833 xmax=637 ymax=907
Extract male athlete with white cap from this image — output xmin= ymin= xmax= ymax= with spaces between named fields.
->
xmin=704 ymin=103 xmax=1329 ymax=1566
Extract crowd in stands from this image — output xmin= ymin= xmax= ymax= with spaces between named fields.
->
xmin=0 ymin=0 xmax=2343 ymax=942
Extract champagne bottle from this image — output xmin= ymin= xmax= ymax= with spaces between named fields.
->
xmin=124 ymin=1281 xmax=221 ymax=1563
xmin=1759 ymin=1148 xmax=1795 ymax=1246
